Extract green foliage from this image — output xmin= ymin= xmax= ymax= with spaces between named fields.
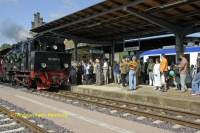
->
xmin=0 ymin=43 xmax=11 ymax=51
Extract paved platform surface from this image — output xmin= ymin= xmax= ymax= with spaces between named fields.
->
xmin=73 ymin=84 xmax=200 ymax=113
xmin=0 ymin=85 xmax=172 ymax=133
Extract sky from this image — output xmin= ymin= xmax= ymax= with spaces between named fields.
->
xmin=0 ymin=0 xmax=103 ymax=44
xmin=0 ymin=0 xmax=199 ymax=45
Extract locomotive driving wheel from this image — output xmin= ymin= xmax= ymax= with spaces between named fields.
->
xmin=28 ymin=79 xmax=37 ymax=90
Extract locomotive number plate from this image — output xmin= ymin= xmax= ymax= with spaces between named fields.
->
xmin=48 ymin=58 xmax=60 ymax=61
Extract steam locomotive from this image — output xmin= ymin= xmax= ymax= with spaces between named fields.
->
xmin=0 ymin=38 xmax=71 ymax=90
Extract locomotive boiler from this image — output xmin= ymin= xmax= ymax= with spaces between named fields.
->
xmin=0 ymin=38 xmax=71 ymax=90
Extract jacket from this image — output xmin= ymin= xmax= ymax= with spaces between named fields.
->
xmin=147 ymin=62 xmax=155 ymax=72
xmin=128 ymin=61 xmax=137 ymax=71
xmin=120 ymin=62 xmax=128 ymax=74
xmin=160 ymin=57 xmax=168 ymax=72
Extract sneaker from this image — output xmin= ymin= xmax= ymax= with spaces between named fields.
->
xmin=181 ymin=90 xmax=186 ymax=92
xmin=192 ymin=93 xmax=198 ymax=96
xmin=154 ymin=88 xmax=158 ymax=90
xmin=131 ymin=90 xmax=136 ymax=94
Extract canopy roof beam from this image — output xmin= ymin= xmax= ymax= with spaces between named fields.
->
xmin=35 ymin=0 xmax=145 ymax=35
xmin=123 ymin=7 xmax=183 ymax=34
xmin=182 ymin=25 xmax=200 ymax=35
xmin=31 ymin=0 xmax=200 ymax=43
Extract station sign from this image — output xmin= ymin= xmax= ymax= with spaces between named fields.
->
xmin=162 ymin=45 xmax=175 ymax=49
xmin=124 ymin=46 xmax=139 ymax=51
xmin=89 ymin=49 xmax=104 ymax=54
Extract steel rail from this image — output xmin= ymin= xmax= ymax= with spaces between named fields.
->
xmin=50 ymin=91 xmax=200 ymax=130
xmin=0 ymin=106 xmax=48 ymax=133
xmin=62 ymin=91 xmax=200 ymax=117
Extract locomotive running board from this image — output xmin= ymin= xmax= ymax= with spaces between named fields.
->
xmin=14 ymin=77 xmax=28 ymax=87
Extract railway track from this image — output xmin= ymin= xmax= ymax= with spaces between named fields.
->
xmin=32 ymin=90 xmax=200 ymax=130
xmin=0 ymin=104 xmax=47 ymax=133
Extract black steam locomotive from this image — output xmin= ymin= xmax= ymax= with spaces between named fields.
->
xmin=0 ymin=38 xmax=71 ymax=90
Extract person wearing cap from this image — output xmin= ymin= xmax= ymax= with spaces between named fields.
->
xmin=160 ymin=54 xmax=168 ymax=91
xmin=128 ymin=56 xmax=138 ymax=91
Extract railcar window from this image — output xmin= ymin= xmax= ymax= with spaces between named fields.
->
xmin=166 ymin=55 xmax=176 ymax=66
xmin=148 ymin=56 xmax=160 ymax=62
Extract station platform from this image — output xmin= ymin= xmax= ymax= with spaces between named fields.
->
xmin=72 ymin=84 xmax=200 ymax=113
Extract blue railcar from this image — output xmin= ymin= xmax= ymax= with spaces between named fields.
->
xmin=140 ymin=46 xmax=200 ymax=66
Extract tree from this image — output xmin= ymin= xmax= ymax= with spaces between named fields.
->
xmin=0 ymin=43 xmax=11 ymax=50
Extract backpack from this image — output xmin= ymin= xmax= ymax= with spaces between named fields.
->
xmin=88 ymin=65 xmax=94 ymax=74
xmin=186 ymin=73 xmax=192 ymax=84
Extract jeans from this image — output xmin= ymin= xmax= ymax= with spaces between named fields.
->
xmin=121 ymin=73 xmax=127 ymax=86
xmin=113 ymin=72 xmax=120 ymax=84
xmin=126 ymin=73 xmax=129 ymax=85
xmin=129 ymin=70 xmax=136 ymax=90
xmin=180 ymin=74 xmax=187 ymax=91
xmin=103 ymin=69 xmax=108 ymax=84
xmin=192 ymin=79 xmax=200 ymax=94
xmin=149 ymin=71 xmax=154 ymax=86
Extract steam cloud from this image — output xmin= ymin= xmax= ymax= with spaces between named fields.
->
xmin=0 ymin=20 xmax=32 ymax=42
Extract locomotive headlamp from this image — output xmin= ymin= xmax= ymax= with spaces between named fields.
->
xmin=64 ymin=63 xmax=69 ymax=68
xmin=53 ymin=45 xmax=58 ymax=50
xmin=41 ymin=63 xmax=47 ymax=68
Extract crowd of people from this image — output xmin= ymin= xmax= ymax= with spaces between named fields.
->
xmin=69 ymin=54 xmax=200 ymax=96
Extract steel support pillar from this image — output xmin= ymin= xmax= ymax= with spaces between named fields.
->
xmin=74 ymin=42 xmax=78 ymax=61
xmin=109 ymin=40 xmax=115 ymax=82
xmin=175 ymin=33 xmax=185 ymax=62
xmin=111 ymin=40 xmax=115 ymax=67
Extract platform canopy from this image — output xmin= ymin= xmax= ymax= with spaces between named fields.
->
xmin=31 ymin=0 xmax=200 ymax=44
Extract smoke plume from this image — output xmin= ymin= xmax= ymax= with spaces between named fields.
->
xmin=0 ymin=20 xmax=32 ymax=42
